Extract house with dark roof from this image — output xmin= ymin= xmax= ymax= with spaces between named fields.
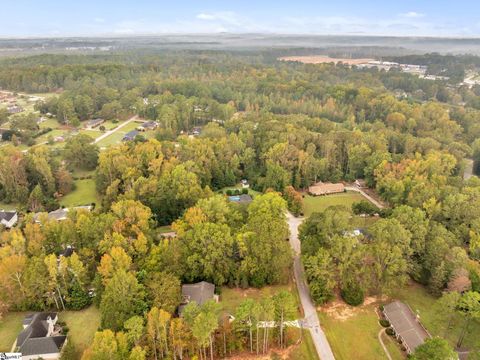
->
xmin=85 ymin=118 xmax=105 ymax=129
xmin=383 ymin=301 xmax=431 ymax=354
xmin=15 ymin=312 xmax=66 ymax=360
xmin=137 ymin=121 xmax=158 ymax=131
xmin=0 ymin=210 xmax=18 ymax=228
xmin=122 ymin=130 xmax=139 ymax=141
xmin=179 ymin=281 xmax=218 ymax=315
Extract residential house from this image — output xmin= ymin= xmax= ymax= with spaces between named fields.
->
xmin=122 ymin=130 xmax=139 ymax=142
xmin=179 ymin=281 xmax=218 ymax=315
xmin=137 ymin=121 xmax=158 ymax=131
xmin=0 ymin=210 xmax=18 ymax=228
xmin=308 ymin=182 xmax=345 ymax=196
xmin=383 ymin=301 xmax=430 ymax=354
xmin=85 ymin=118 xmax=105 ymax=129
xmin=15 ymin=312 xmax=67 ymax=360
xmin=34 ymin=206 xmax=92 ymax=223
xmin=7 ymin=105 xmax=24 ymax=114
xmin=191 ymin=127 xmax=201 ymax=136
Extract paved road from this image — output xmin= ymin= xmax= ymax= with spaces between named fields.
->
xmin=287 ymin=212 xmax=336 ymax=360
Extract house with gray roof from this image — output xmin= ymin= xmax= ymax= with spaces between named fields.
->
xmin=122 ymin=130 xmax=139 ymax=141
xmin=15 ymin=312 xmax=66 ymax=360
xmin=383 ymin=301 xmax=431 ymax=354
xmin=179 ymin=281 xmax=218 ymax=315
xmin=0 ymin=210 xmax=18 ymax=228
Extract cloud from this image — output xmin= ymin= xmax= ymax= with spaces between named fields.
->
xmin=400 ymin=11 xmax=424 ymax=18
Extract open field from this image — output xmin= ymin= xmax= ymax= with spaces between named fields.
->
xmin=60 ymin=178 xmax=99 ymax=207
xmin=319 ymin=298 xmax=387 ymax=360
xmin=288 ymin=331 xmax=320 ymax=360
xmin=60 ymin=306 xmax=101 ymax=358
xmin=0 ymin=312 xmax=27 ymax=351
xmin=303 ymin=191 xmax=366 ymax=217
xmin=278 ymin=55 xmax=374 ymax=65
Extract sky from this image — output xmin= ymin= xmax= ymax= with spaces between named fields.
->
xmin=1 ymin=0 xmax=480 ymax=38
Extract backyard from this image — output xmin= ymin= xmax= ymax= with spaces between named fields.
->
xmin=60 ymin=178 xmax=99 ymax=207
xmin=0 ymin=312 xmax=26 ymax=351
xmin=303 ymin=191 xmax=367 ymax=217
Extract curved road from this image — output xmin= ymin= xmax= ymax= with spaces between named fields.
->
xmin=287 ymin=212 xmax=335 ymax=360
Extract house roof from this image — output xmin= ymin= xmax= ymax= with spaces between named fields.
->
xmin=17 ymin=312 xmax=66 ymax=356
xmin=383 ymin=301 xmax=430 ymax=352
xmin=0 ymin=210 xmax=17 ymax=222
xmin=87 ymin=118 xmax=104 ymax=126
xmin=123 ymin=130 xmax=139 ymax=140
xmin=182 ymin=281 xmax=215 ymax=305
xmin=308 ymin=182 xmax=345 ymax=195
xmin=179 ymin=281 xmax=215 ymax=314
xmin=140 ymin=121 xmax=157 ymax=128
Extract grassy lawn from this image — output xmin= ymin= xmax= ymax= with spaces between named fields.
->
xmin=0 ymin=201 xmax=21 ymax=211
xmin=60 ymin=179 xmax=99 ymax=207
xmin=39 ymin=117 xmax=61 ymax=129
xmin=382 ymin=331 xmax=405 ymax=360
xmin=60 ymin=306 xmax=101 ymax=358
xmin=303 ymin=191 xmax=366 ymax=217
xmin=288 ymin=330 xmax=320 ymax=360
xmin=0 ymin=312 xmax=27 ymax=351
xmin=36 ymin=129 xmax=68 ymax=143
xmin=79 ymin=129 xmax=102 ymax=139
xmin=389 ymin=282 xmax=480 ymax=350
xmin=95 ymin=121 xmax=139 ymax=148
xmin=219 ymin=184 xmax=261 ymax=197
xmin=318 ymin=301 xmax=387 ymax=360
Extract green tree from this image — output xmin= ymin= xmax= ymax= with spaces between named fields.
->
xmin=145 ymin=271 xmax=181 ymax=315
xmin=64 ymin=134 xmax=99 ymax=170
xmin=411 ymin=338 xmax=457 ymax=360
xmin=304 ymin=248 xmax=336 ymax=304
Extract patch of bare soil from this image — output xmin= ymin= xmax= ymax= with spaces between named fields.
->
xmin=320 ymin=295 xmax=387 ymax=321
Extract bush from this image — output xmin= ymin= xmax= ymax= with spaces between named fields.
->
xmin=233 ymin=189 xmax=240 ymax=195
xmin=340 ymin=283 xmax=365 ymax=306
xmin=379 ymin=319 xmax=390 ymax=327
xmin=99 ymin=125 xmax=106 ymax=131
xmin=241 ymin=188 xmax=249 ymax=194
xmin=62 ymin=326 xmax=70 ymax=334
xmin=386 ymin=327 xmax=395 ymax=336
xmin=226 ymin=189 xmax=233 ymax=196
xmin=379 ymin=305 xmax=385 ymax=311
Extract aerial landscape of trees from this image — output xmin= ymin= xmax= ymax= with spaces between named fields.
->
xmin=0 ymin=48 xmax=480 ymax=358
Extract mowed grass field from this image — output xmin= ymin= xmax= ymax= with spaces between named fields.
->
xmin=0 ymin=312 xmax=27 ymax=351
xmin=60 ymin=306 xmax=101 ymax=358
xmin=60 ymin=178 xmax=99 ymax=207
xmin=318 ymin=301 xmax=387 ymax=360
xmin=96 ymin=121 xmax=141 ymax=148
xmin=303 ymin=191 xmax=366 ymax=217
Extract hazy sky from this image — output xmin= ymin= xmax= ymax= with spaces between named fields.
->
xmin=2 ymin=0 xmax=480 ymax=37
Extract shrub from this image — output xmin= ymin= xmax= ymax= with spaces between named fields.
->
xmin=352 ymin=200 xmax=379 ymax=216
xmin=386 ymin=327 xmax=395 ymax=336
xmin=233 ymin=189 xmax=240 ymax=195
xmin=241 ymin=188 xmax=249 ymax=194
xmin=379 ymin=305 xmax=385 ymax=311
xmin=226 ymin=189 xmax=233 ymax=196
xmin=379 ymin=319 xmax=390 ymax=327
xmin=340 ymin=283 xmax=365 ymax=306
xmin=62 ymin=326 xmax=69 ymax=334
xmin=99 ymin=125 xmax=106 ymax=131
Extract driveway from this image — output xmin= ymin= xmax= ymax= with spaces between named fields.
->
xmin=345 ymin=185 xmax=385 ymax=209
xmin=93 ymin=115 xmax=139 ymax=144
xmin=287 ymin=212 xmax=335 ymax=360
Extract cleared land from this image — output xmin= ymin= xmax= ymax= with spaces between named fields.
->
xmin=319 ymin=298 xmax=387 ymax=360
xmin=278 ymin=56 xmax=373 ymax=65
xmin=303 ymin=191 xmax=366 ymax=217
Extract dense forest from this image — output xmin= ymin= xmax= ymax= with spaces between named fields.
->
xmin=1 ymin=49 xmax=480 ymax=359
